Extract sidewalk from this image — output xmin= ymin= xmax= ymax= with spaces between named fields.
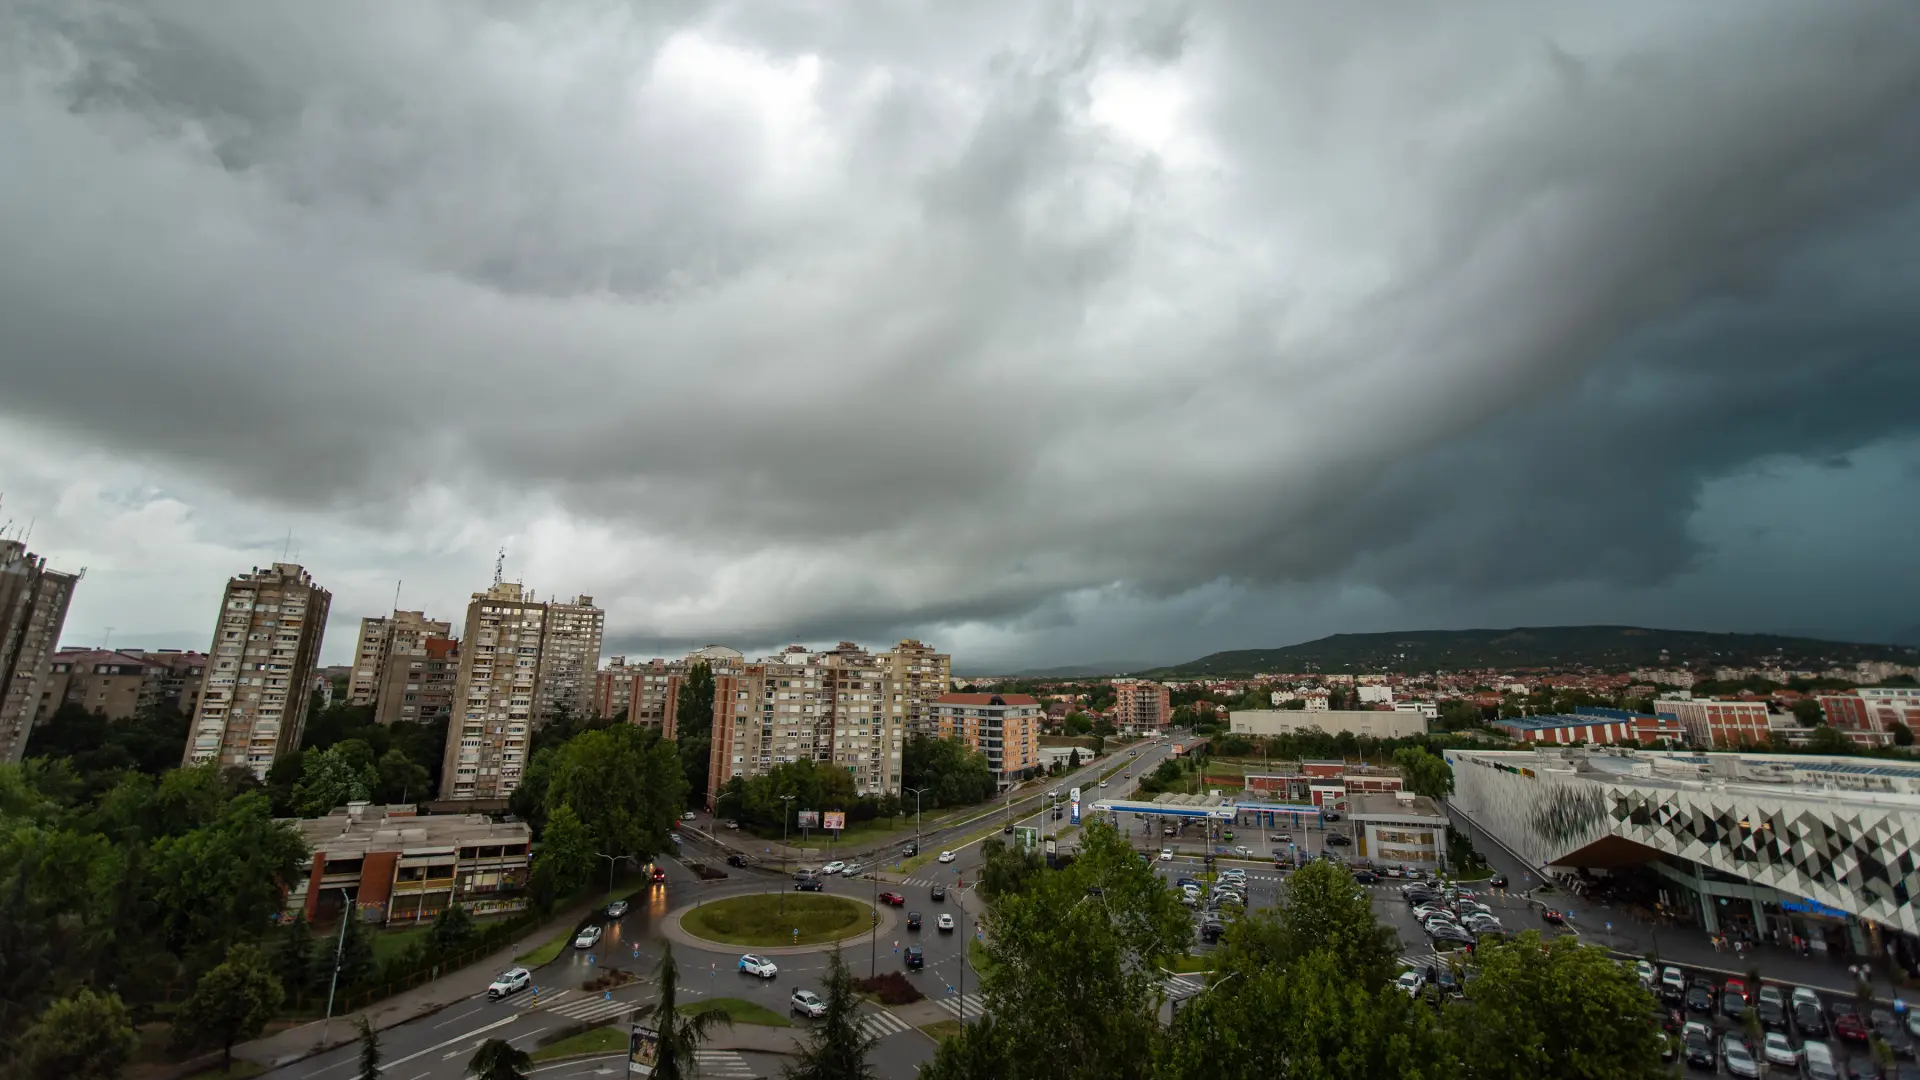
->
xmin=233 ymin=895 xmax=602 ymax=1068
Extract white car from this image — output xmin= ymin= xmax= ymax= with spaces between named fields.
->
xmin=937 ymin=914 xmax=956 ymax=932
xmin=790 ymin=989 xmax=827 ymax=1018
xmin=1160 ymin=849 xmax=1173 ymax=861
xmin=1395 ymin=970 xmax=1425 ymax=995
xmin=1634 ymin=960 xmax=1655 ymax=987
xmin=937 ymin=851 xmax=956 ymax=864
xmin=1219 ymin=869 xmax=1247 ymax=882
xmin=821 ymin=861 xmax=847 ymax=876
xmin=573 ymin=925 xmax=602 ymax=950
xmin=487 ymin=967 xmax=531 ymax=999
xmin=738 ymin=955 xmax=779 ymax=978
xmin=681 ymin=810 xmax=697 ymax=821
xmin=1098 ymin=780 xmax=1109 ymax=788
xmin=1762 ymin=1032 xmax=1799 ymax=1067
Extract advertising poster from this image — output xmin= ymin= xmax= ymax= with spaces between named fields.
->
xmin=629 ymin=1025 xmax=661 ymax=1075
xmin=823 ymin=811 xmax=846 ymax=831
xmin=796 ymin=811 xmax=820 ymax=830
xmin=1069 ymin=786 xmax=1081 ymax=826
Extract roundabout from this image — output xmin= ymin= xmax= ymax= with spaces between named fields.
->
xmin=667 ymin=890 xmax=896 ymax=955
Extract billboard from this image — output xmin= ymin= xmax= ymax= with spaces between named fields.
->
xmin=823 ymin=811 xmax=846 ymax=832
xmin=629 ymin=1025 xmax=661 ymax=1075
xmin=796 ymin=811 xmax=820 ymax=829
xmin=1069 ymin=786 xmax=1082 ymax=826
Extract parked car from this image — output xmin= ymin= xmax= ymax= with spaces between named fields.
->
xmin=1431 ymin=926 xmax=1477 ymax=948
xmin=1870 ymin=1009 xmax=1914 ymax=1057
xmin=1796 ymin=1002 xmax=1829 ymax=1038
xmin=904 ymin=945 xmax=924 ymax=969
xmin=821 ymin=861 xmax=847 ymax=876
xmin=1326 ymin=834 xmax=1352 ymax=847
xmin=487 ymin=967 xmax=531 ymax=999
xmin=790 ymin=988 xmax=827 ymax=1018
xmin=668 ymin=832 xmax=682 ymax=845
xmin=1722 ymin=986 xmax=1748 ymax=1021
xmin=606 ymin=899 xmax=630 ymax=919
xmin=1176 ymin=877 xmax=1202 ymax=890
xmin=681 ymin=811 xmax=697 ymax=821
xmin=880 ymin=891 xmax=906 ymax=906
xmin=1160 ymin=849 xmax=1173 ymax=861
xmin=1323 ymin=811 xmax=1342 ymax=822
xmin=1686 ymin=977 xmax=1715 ymax=1013
xmin=574 ymin=925 xmax=603 ymax=950
xmin=937 ymin=914 xmax=956 ymax=932
xmin=1353 ymin=870 xmax=1379 ymax=884
xmin=937 ymin=851 xmax=956 ymax=863
xmin=1660 ymin=966 xmax=1686 ymax=1003
xmin=1762 ymin=1031 xmax=1800 ymax=1068
xmin=1834 ymin=1010 xmax=1871 ymax=1045
xmin=1395 ymin=970 xmax=1426 ymax=995
xmin=738 ymin=955 xmax=779 ymax=978
xmin=1682 ymin=1032 xmax=1715 ymax=1071
xmin=1800 ymin=1039 xmax=1841 ymax=1080
xmin=1721 ymin=1034 xmax=1759 ymax=1078
xmin=907 ymin=911 xmax=922 ymax=931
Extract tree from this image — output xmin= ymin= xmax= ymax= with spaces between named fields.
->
xmin=1893 ymin=720 xmax=1914 ymax=747
xmin=147 ymin=792 xmax=308 ymax=959
xmin=1807 ymin=725 xmax=1853 ymax=754
xmin=545 ymin=726 xmax=686 ymax=861
xmin=965 ymin=820 xmax=1190 ymax=1080
xmin=468 ymin=1037 xmax=532 ymax=1080
xmin=1391 ymin=747 xmax=1454 ymax=799
xmin=784 ymin=949 xmax=878 ymax=1080
xmin=676 ymin=661 xmax=717 ymax=802
xmin=1068 ymin=748 xmax=1082 ymax=770
xmin=1224 ymin=860 xmax=1399 ymax=991
xmin=977 ymin=836 xmax=1043 ymax=901
xmin=902 ymin=736 xmax=997 ymax=809
xmin=292 ymin=744 xmax=379 ymax=816
xmin=375 ymin=748 xmax=430 ymax=804
xmin=17 ymin=988 xmax=139 ymax=1080
xmin=312 ymin=910 xmax=375 ymax=992
xmin=276 ymin=910 xmax=316 ymax=1005
xmin=1445 ymin=931 xmax=1660 ymax=1080
xmin=635 ymin=942 xmax=731 ymax=1080
xmin=358 ymin=1017 xmax=382 ymax=1080
xmin=921 ymin=1015 xmax=1014 ymax=1080
xmin=1791 ymin=698 xmax=1825 ymax=727
xmin=535 ymin=803 xmax=597 ymax=898
xmin=172 ymin=942 xmax=285 ymax=1072
xmin=428 ymin=902 xmax=478 ymax=959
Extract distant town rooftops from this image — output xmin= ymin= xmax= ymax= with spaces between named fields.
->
xmin=938 ymin=693 xmax=1040 ymax=706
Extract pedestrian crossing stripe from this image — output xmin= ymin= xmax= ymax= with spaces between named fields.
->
xmin=935 ymin=993 xmax=987 ymax=1020
xmin=693 ymin=1049 xmax=756 ymax=1078
xmin=1159 ymin=975 xmax=1206 ymax=999
xmin=548 ymin=995 xmax=638 ymax=1024
xmin=856 ymin=1008 xmax=913 ymax=1039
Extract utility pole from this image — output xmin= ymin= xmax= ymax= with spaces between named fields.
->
xmin=318 ymin=888 xmax=352 ymax=1049
xmin=905 ymin=787 xmax=929 ymax=859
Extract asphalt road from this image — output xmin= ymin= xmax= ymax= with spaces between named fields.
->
xmin=261 ymin=738 xmax=1174 ymax=1080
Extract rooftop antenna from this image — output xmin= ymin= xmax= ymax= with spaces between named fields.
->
xmin=282 ymin=527 xmax=293 ymax=561
xmin=494 ymin=547 xmax=506 ymax=586
xmin=392 ymin=579 xmax=403 ymax=614
xmin=103 ymin=627 xmax=114 ymax=651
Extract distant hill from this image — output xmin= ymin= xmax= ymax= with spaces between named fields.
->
xmin=1005 ymin=662 xmax=1152 ymax=678
xmin=1145 ymin=625 xmax=1919 ymax=677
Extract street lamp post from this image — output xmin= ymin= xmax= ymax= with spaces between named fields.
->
xmin=779 ymin=795 xmax=797 ymax=874
xmin=905 ymin=787 xmax=929 ymax=860
xmin=595 ymin=853 xmax=631 ymax=906
xmin=318 ymin=887 xmax=352 ymax=1049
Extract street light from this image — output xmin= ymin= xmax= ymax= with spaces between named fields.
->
xmin=595 ymin=852 xmax=633 ymax=905
xmin=905 ymin=787 xmax=929 ymax=861
xmin=779 ymin=794 xmax=797 ymax=875
xmin=318 ymin=887 xmax=352 ymax=1049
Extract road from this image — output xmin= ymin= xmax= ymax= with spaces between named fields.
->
xmin=261 ymin=737 xmax=1173 ymax=1080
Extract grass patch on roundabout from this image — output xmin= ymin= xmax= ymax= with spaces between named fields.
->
xmin=516 ymin=925 xmax=578 ymax=967
xmin=682 ymin=997 xmax=791 ymax=1027
xmin=682 ymin=893 xmax=871 ymax=948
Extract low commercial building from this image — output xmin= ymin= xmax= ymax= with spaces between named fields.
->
xmin=1819 ymin=689 xmax=1920 ymax=749
xmin=1348 ymin=791 xmax=1451 ymax=870
xmin=285 ymin=803 xmax=531 ymax=924
xmin=1655 ymin=697 xmax=1771 ymax=749
xmin=1494 ymin=710 xmax=1684 ymax=747
xmin=1228 ymin=709 xmax=1428 ymax=740
xmin=1446 ymin=746 xmax=1920 ymax=961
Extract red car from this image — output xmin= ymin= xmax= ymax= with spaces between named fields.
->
xmin=1723 ymin=978 xmax=1748 ymax=1002
xmin=880 ymin=891 xmax=906 ymax=906
xmin=1833 ymin=1011 xmax=1870 ymax=1044
xmin=650 ymin=866 xmax=667 ymax=884
xmin=1541 ymin=909 xmax=1566 ymax=926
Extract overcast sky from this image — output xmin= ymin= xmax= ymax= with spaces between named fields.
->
xmin=5 ymin=2 xmax=1920 ymax=673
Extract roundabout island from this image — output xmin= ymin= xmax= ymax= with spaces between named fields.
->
xmin=672 ymin=891 xmax=892 ymax=953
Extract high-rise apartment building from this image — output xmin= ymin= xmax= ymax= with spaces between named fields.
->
xmin=34 ymin=648 xmax=211 ymax=724
xmin=1 ymin=539 xmax=80 ymax=763
xmin=349 ymin=611 xmax=452 ymax=712
xmin=595 ymin=656 xmax=685 ymax=729
xmin=934 ymin=692 xmax=1042 ymax=789
xmin=374 ymin=634 xmax=460 ymax=727
xmin=441 ymin=583 xmax=544 ymax=801
xmin=1110 ymin=679 xmax=1173 ymax=734
xmin=534 ymin=596 xmax=603 ymax=724
xmin=183 ymin=563 xmax=331 ymax=777
xmin=880 ymin=639 xmax=951 ymax=737
xmin=705 ymin=643 xmax=904 ymax=808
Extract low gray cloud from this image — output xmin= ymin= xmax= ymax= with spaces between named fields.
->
xmin=4 ymin=1 xmax=1920 ymax=668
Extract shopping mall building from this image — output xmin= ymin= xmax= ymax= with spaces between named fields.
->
xmin=1446 ymin=746 xmax=1920 ymax=965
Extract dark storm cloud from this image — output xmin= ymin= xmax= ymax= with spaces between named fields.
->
xmin=4 ymin=0 xmax=1920 ymax=661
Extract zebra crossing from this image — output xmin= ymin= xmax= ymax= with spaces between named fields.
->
xmin=536 ymin=989 xmax=641 ymax=1025
xmin=693 ymin=1049 xmax=757 ymax=1078
xmin=895 ymin=876 xmax=957 ymax=889
xmin=1159 ymin=974 xmax=1207 ymax=1001
xmin=1399 ymin=952 xmax=1457 ymax=973
xmin=855 ymin=1007 xmax=914 ymax=1040
xmin=935 ymin=992 xmax=988 ymax=1021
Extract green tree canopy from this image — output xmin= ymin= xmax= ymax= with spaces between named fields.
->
xmin=637 ymin=942 xmax=731 ymax=1080
xmin=783 ymin=949 xmax=878 ymax=1080
xmin=902 ymin=735 xmax=997 ymax=808
xmin=1444 ymin=931 xmax=1661 ymax=1080
xmin=1223 ymin=860 xmax=1399 ymax=991
xmin=292 ymin=743 xmax=379 ymax=816
xmin=533 ymin=803 xmax=596 ymax=898
xmin=172 ymin=942 xmax=285 ymax=1071
xmin=1391 ymin=746 xmax=1454 ymax=799
xmin=545 ymin=725 xmax=686 ymax=860
xmin=1790 ymin=698 xmax=1825 ymax=726
xmin=469 ymin=1037 xmax=533 ymax=1080
xmin=17 ymin=988 xmax=139 ymax=1080
xmin=146 ymin=792 xmax=308 ymax=960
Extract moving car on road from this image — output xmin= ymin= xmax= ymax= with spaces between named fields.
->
xmin=682 ymin=811 xmax=697 ymax=821
xmin=931 ymin=884 xmax=947 ymax=901
xmin=1160 ymin=849 xmax=1173 ymax=861
xmin=606 ymin=899 xmax=630 ymax=918
xmin=739 ymin=955 xmax=779 ymax=978
xmin=907 ymin=911 xmax=922 ymax=931
xmin=938 ymin=851 xmax=956 ymax=863
xmin=822 ymin=861 xmax=846 ymax=875
xmin=790 ymin=989 xmax=827 ymax=1018
xmin=937 ymin=913 xmax=955 ymax=932
xmin=573 ymin=925 xmax=602 ymax=950
xmin=795 ymin=876 xmax=825 ymax=892
xmin=487 ymin=967 xmax=531 ymax=1000
xmin=727 ymin=854 xmax=749 ymax=868
xmin=905 ymin=945 xmax=924 ymax=969
xmin=880 ymin=891 xmax=906 ymax=906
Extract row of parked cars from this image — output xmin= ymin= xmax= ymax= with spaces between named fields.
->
xmin=1645 ymin=963 xmax=1920 ymax=1077
xmin=1402 ymin=881 xmax=1504 ymax=947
